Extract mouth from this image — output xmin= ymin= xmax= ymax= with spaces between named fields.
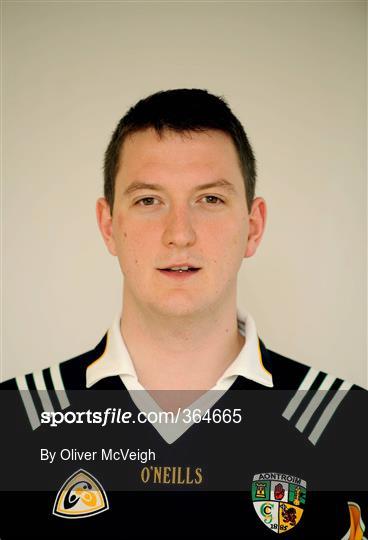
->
xmin=157 ymin=265 xmax=201 ymax=277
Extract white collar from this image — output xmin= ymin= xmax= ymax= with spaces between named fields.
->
xmin=86 ymin=307 xmax=273 ymax=389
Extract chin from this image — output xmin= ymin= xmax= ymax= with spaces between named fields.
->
xmin=149 ymin=298 xmax=205 ymax=318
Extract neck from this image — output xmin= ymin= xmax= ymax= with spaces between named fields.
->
xmin=120 ymin=290 xmax=245 ymax=391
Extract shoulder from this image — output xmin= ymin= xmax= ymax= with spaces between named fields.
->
xmin=262 ymin=341 xmax=366 ymax=393
xmin=0 ymin=333 xmax=107 ymax=430
xmin=261 ymin=343 xmax=367 ymax=449
xmin=0 ymin=333 xmax=107 ymax=391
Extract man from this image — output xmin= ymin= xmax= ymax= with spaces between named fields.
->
xmin=96 ymin=88 xmax=265 ymax=393
xmin=1 ymin=89 xmax=366 ymax=539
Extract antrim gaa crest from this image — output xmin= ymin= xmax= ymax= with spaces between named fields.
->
xmin=252 ymin=472 xmax=307 ymax=534
xmin=53 ymin=469 xmax=109 ymax=519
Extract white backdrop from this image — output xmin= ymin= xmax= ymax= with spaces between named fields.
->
xmin=2 ymin=1 xmax=367 ymax=387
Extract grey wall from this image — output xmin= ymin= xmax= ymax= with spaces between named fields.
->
xmin=2 ymin=1 xmax=367 ymax=387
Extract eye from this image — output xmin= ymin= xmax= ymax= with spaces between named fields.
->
xmin=136 ymin=197 xmax=160 ymax=206
xmin=200 ymin=195 xmax=224 ymax=205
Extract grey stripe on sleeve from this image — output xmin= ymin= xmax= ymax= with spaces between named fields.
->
xmin=33 ymin=370 xmax=54 ymax=412
xmin=50 ymin=364 xmax=70 ymax=410
xmin=295 ymin=374 xmax=335 ymax=433
xmin=308 ymin=380 xmax=353 ymax=445
xmin=15 ymin=375 xmax=40 ymax=431
xmin=282 ymin=367 xmax=319 ymax=420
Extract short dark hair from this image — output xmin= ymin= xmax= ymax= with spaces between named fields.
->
xmin=104 ymin=88 xmax=256 ymax=211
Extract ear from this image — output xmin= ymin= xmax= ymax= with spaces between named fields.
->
xmin=244 ymin=197 xmax=267 ymax=258
xmin=96 ymin=197 xmax=117 ymax=256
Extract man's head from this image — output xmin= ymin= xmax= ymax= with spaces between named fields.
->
xmin=104 ymin=88 xmax=256 ymax=212
xmin=97 ymin=89 xmax=266 ymax=320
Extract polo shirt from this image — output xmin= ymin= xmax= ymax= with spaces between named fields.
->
xmin=85 ymin=308 xmax=273 ymax=443
xmin=0 ymin=310 xmax=366 ymax=539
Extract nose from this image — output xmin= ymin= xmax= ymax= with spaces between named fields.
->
xmin=162 ymin=204 xmax=197 ymax=248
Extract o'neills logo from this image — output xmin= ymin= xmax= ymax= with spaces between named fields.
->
xmin=53 ymin=469 xmax=109 ymax=519
xmin=141 ymin=466 xmax=203 ymax=485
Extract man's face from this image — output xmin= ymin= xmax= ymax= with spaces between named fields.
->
xmin=98 ymin=128 xmax=265 ymax=318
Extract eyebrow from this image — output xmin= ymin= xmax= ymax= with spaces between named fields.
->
xmin=123 ymin=179 xmax=237 ymax=196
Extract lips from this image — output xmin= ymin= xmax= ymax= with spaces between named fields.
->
xmin=158 ymin=264 xmax=201 ymax=273
xmin=163 ymin=268 xmax=199 ymax=273
xmin=157 ymin=263 xmax=201 ymax=277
